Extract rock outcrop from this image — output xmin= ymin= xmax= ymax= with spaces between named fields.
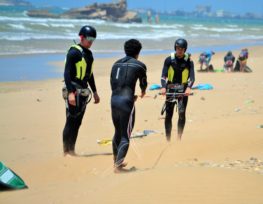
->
xmin=26 ymin=0 xmax=142 ymax=23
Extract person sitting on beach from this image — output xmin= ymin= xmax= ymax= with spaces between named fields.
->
xmin=160 ymin=38 xmax=195 ymax=141
xmin=62 ymin=25 xmax=100 ymax=156
xmin=110 ymin=39 xmax=148 ymax=173
xmin=198 ymin=50 xmax=215 ymax=71
xmin=224 ymin=51 xmax=235 ymax=72
xmin=235 ymin=48 xmax=249 ymax=72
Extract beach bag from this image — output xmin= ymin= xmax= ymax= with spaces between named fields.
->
xmin=0 ymin=162 xmax=27 ymax=190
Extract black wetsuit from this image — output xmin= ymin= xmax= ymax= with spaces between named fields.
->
xmin=161 ymin=53 xmax=195 ymax=140
xmin=110 ymin=56 xmax=147 ymax=166
xmin=63 ymin=44 xmax=97 ymax=153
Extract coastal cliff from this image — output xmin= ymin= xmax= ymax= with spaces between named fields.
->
xmin=26 ymin=0 xmax=142 ymax=23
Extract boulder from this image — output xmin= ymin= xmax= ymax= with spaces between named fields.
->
xmin=26 ymin=0 xmax=142 ymax=23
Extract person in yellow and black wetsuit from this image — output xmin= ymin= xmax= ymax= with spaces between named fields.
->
xmin=161 ymin=38 xmax=195 ymax=141
xmin=62 ymin=25 xmax=100 ymax=156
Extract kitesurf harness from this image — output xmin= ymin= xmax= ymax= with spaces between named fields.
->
xmin=62 ymin=82 xmax=92 ymax=118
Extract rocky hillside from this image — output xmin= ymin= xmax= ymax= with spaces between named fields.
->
xmin=26 ymin=0 xmax=142 ymax=23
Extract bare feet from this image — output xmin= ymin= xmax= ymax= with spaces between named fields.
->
xmin=113 ymin=161 xmax=131 ymax=173
xmin=119 ymin=162 xmax=128 ymax=168
xmin=166 ymin=133 xmax=171 ymax=142
xmin=177 ymin=134 xmax=182 ymax=141
xmin=166 ymin=136 xmax=171 ymax=142
xmin=114 ymin=166 xmax=136 ymax=174
xmin=114 ymin=166 xmax=130 ymax=173
xmin=113 ymin=162 xmax=128 ymax=168
xmin=64 ymin=151 xmax=77 ymax=157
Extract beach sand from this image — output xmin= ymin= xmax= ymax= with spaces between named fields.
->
xmin=0 ymin=46 xmax=263 ymax=204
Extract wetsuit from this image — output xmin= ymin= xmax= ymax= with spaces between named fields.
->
xmin=161 ymin=53 xmax=195 ymax=140
xmin=110 ymin=56 xmax=147 ymax=166
xmin=63 ymin=44 xmax=97 ymax=153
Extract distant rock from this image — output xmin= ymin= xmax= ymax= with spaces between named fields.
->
xmin=26 ymin=0 xmax=142 ymax=23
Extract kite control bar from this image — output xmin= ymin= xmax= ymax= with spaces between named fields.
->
xmin=158 ymin=92 xmax=194 ymax=96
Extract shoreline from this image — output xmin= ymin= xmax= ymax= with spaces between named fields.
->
xmin=1 ymin=40 xmax=263 ymax=57
xmin=0 ymin=44 xmax=262 ymax=82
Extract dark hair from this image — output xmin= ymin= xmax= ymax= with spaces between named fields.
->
xmin=124 ymin=39 xmax=142 ymax=57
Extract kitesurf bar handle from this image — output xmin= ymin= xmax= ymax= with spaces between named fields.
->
xmin=158 ymin=92 xmax=194 ymax=96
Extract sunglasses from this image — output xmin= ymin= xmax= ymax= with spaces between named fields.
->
xmin=85 ymin=36 xmax=96 ymax=42
xmin=176 ymin=46 xmax=184 ymax=50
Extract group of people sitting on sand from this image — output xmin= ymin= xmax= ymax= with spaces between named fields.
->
xmin=198 ymin=48 xmax=252 ymax=73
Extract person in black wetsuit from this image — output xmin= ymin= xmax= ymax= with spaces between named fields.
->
xmin=62 ymin=25 xmax=100 ymax=156
xmin=160 ymin=38 xmax=195 ymax=141
xmin=110 ymin=39 xmax=147 ymax=173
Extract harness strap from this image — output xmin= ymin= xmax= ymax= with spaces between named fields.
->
xmin=63 ymin=82 xmax=92 ymax=118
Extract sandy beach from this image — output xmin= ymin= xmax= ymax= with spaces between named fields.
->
xmin=0 ymin=46 xmax=263 ymax=203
